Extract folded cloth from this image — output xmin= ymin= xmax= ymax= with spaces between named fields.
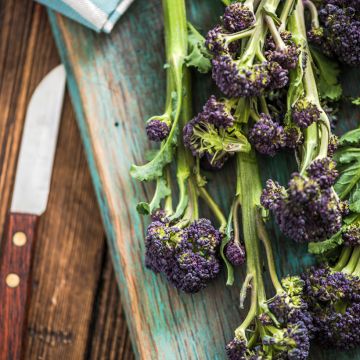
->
xmin=36 ymin=0 xmax=134 ymax=33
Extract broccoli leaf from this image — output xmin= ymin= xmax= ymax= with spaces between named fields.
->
xmin=334 ymin=162 xmax=360 ymax=199
xmin=136 ymin=176 xmax=171 ymax=215
xmin=339 ymin=128 xmax=360 ymax=146
xmin=185 ymin=23 xmax=211 ymax=74
xmin=308 ymin=231 xmax=343 ymax=254
xmin=310 ymin=48 xmax=342 ymax=101
xmin=130 ymin=125 xmax=178 ymax=181
xmin=349 ymin=183 xmax=360 ymax=213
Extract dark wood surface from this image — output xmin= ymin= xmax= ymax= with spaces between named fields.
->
xmin=0 ymin=1 xmax=134 ymax=359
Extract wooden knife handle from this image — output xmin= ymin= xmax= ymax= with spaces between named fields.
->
xmin=0 ymin=213 xmax=39 ymax=360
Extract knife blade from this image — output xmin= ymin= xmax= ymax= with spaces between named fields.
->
xmin=0 ymin=64 xmax=66 ymax=360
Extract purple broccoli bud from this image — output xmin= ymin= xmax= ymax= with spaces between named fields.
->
xmin=225 ymin=239 xmax=246 ymax=266
xmin=302 ymin=266 xmax=360 ymax=349
xmin=318 ymin=3 xmax=360 ymax=66
xmin=342 ymin=223 xmax=360 ymax=246
xmin=222 ymin=3 xmax=255 ymax=33
xmin=145 ymin=220 xmax=175 ymax=273
xmin=262 ymin=173 xmax=343 ymax=242
xmin=212 ymin=55 xmax=272 ymax=98
xmin=202 ymin=95 xmax=235 ymax=128
xmin=261 ymin=322 xmax=310 ymax=360
xmin=146 ymin=119 xmax=170 ymax=142
xmin=249 ymin=114 xmax=286 ymax=156
xmin=284 ymin=125 xmax=304 ymax=149
xmin=328 ymin=134 xmax=339 ymax=156
xmin=307 ymin=26 xmax=325 ymax=46
xmin=260 ymin=179 xmax=286 ymax=211
xmin=205 ymin=25 xmax=240 ymax=56
xmin=292 ymin=98 xmax=321 ymax=129
xmin=169 ymin=219 xmax=222 ymax=293
xmin=307 ymin=157 xmax=338 ymax=189
xmin=265 ymin=31 xmax=300 ymax=70
xmin=183 ymin=111 xmax=250 ymax=168
xmin=267 ymin=61 xmax=289 ymax=90
xmin=225 ymin=337 xmax=247 ymax=360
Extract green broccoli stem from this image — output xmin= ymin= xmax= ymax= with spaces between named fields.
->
xmin=342 ymin=247 xmax=360 ymax=274
xmin=241 ymin=0 xmax=281 ymax=64
xmin=171 ymin=69 xmax=192 ymax=220
xmin=265 ymin=15 xmax=286 ymax=50
xmin=235 ymin=151 xmax=266 ymax=315
xmin=279 ymin=0 xmax=296 ymax=31
xmin=130 ymin=0 xmax=188 ymax=181
xmin=256 ymin=209 xmax=284 ymax=294
xmin=295 ymin=0 xmax=330 ymax=173
xmin=303 ymin=0 xmax=320 ymax=28
xmin=332 ymin=246 xmax=352 ymax=272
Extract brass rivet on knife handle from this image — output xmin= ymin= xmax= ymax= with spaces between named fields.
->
xmin=12 ymin=231 xmax=27 ymax=247
xmin=5 ymin=273 xmax=20 ymax=288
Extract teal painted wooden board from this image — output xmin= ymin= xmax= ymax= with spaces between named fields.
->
xmin=48 ymin=1 xmax=360 ymax=358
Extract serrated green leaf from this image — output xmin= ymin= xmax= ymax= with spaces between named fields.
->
xmin=130 ymin=126 xmax=178 ymax=181
xmin=136 ymin=176 xmax=171 ymax=215
xmin=334 ymin=161 xmax=360 ymax=199
xmin=311 ymin=47 xmax=342 ymax=101
xmin=349 ymin=183 xmax=360 ymax=213
xmin=334 ymin=148 xmax=360 ymax=165
xmin=185 ymin=23 xmax=211 ymax=74
xmin=339 ymin=128 xmax=360 ymax=146
xmin=308 ymin=232 xmax=343 ymax=254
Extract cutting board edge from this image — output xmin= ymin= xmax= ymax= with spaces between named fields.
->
xmin=47 ymin=10 xmax=140 ymax=359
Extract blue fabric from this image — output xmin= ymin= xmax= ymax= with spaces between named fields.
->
xmin=35 ymin=0 xmax=133 ymax=33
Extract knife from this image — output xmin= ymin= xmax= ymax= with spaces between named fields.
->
xmin=0 ymin=65 xmax=66 ymax=360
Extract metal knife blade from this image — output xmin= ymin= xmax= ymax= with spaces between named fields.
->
xmin=10 ymin=64 xmax=66 ymax=215
xmin=0 ymin=64 xmax=66 ymax=360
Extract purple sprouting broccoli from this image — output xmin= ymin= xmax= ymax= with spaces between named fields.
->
xmin=146 ymin=118 xmax=171 ymax=142
xmin=307 ymin=157 xmax=338 ymax=189
xmin=307 ymin=0 xmax=360 ymax=65
xmin=225 ymin=336 xmax=247 ymax=360
xmin=265 ymin=30 xmax=300 ymax=70
xmin=292 ymin=98 xmax=321 ymax=129
xmin=248 ymin=114 xmax=286 ymax=156
xmin=328 ymin=134 xmax=339 ymax=157
xmin=284 ymin=125 xmax=304 ymax=149
xmin=206 ymin=25 xmax=241 ymax=56
xmin=201 ymin=95 xmax=236 ymax=128
xmin=145 ymin=215 xmax=222 ymax=293
xmin=302 ymin=259 xmax=360 ymax=349
xmin=183 ymin=97 xmax=250 ymax=168
xmin=319 ymin=2 xmax=360 ymax=66
xmin=168 ymin=219 xmax=222 ymax=293
xmin=261 ymin=164 xmax=344 ymax=242
xmin=211 ymin=55 xmax=274 ymax=98
xmin=222 ymin=2 xmax=255 ymax=33
xmin=224 ymin=238 xmax=246 ymax=266
xmin=342 ymin=220 xmax=360 ymax=246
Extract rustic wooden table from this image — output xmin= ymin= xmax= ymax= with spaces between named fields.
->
xmin=0 ymin=2 xmax=134 ymax=359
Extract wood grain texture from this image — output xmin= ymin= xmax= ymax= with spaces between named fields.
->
xmin=0 ymin=2 xmax=134 ymax=359
xmin=0 ymin=213 xmax=39 ymax=360
xmin=49 ymin=0 xmax=360 ymax=359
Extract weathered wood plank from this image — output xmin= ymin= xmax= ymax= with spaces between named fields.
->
xmin=0 ymin=3 xmax=134 ymax=359
xmin=48 ymin=0 xmax=360 ymax=359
